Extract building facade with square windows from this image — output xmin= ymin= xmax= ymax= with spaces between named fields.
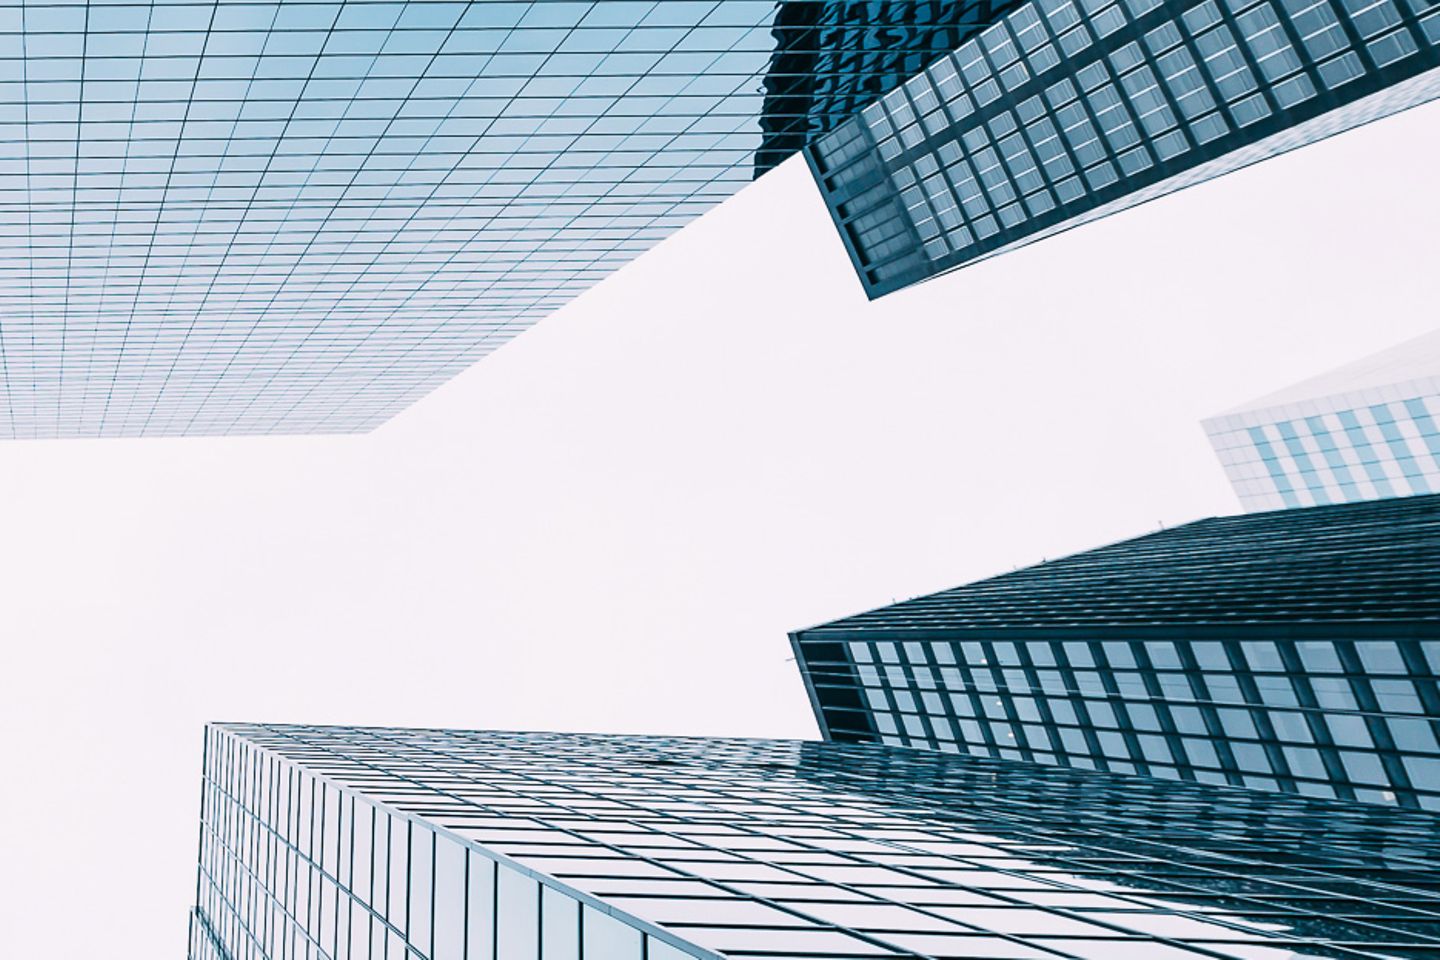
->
xmin=0 ymin=0 xmax=991 ymax=439
xmin=193 ymin=722 xmax=1440 ymax=960
xmin=793 ymin=493 xmax=1440 ymax=810
xmin=1204 ymin=329 xmax=1440 ymax=512
xmin=807 ymin=0 xmax=1440 ymax=296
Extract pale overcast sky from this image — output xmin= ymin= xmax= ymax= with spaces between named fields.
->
xmin=2 ymin=100 xmax=1438 ymax=957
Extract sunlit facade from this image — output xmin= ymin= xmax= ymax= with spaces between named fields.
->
xmin=192 ymin=722 xmax=1440 ymax=960
xmin=808 ymin=0 xmax=1440 ymax=296
xmin=793 ymin=493 xmax=1440 ymax=810
xmin=1205 ymin=329 xmax=1440 ymax=511
xmin=0 ymin=0 xmax=978 ymax=439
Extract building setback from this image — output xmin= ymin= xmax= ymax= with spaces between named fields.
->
xmin=1204 ymin=329 xmax=1440 ymax=512
xmin=793 ymin=493 xmax=1440 ymax=809
xmin=193 ymin=723 xmax=1440 ymax=960
xmin=808 ymin=0 xmax=1440 ymax=296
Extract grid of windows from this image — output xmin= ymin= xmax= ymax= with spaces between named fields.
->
xmin=1206 ymin=377 xmax=1440 ymax=512
xmin=0 ymin=1 xmax=975 ymax=438
xmin=197 ymin=723 xmax=1440 ymax=959
xmin=793 ymin=494 xmax=1440 ymax=811
xmin=755 ymin=1 xmax=1026 ymax=173
xmin=809 ymin=0 xmax=1440 ymax=295
xmin=796 ymin=493 xmax=1440 ymax=632
xmin=811 ymin=635 xmax=1440 ymax=810
xmin=193 ymin=724 xmax=704 ymax=960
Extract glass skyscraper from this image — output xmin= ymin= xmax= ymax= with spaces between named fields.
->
xmin=755 ymin=1 xmax=1029 ymax=173
xmin=1204 ymin=329 xmax=1440 ymax=512
xmin=193 ymin=722 xmax=1440 ymax=960
xmin=808 ymin=0 xmax=1440 ymax=296
xmin=10 ymin=0 xmax=1437 ymax=437
xmin=793 ymin=492 xmax=1440 ymax=810
xmin=0 ymin=0 xmax=972 ymax=439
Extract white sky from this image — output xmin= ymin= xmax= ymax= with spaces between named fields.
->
xmin=2 ymin=99 xmax=1438 ymax=957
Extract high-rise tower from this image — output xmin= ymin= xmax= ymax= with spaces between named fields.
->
xmin=808 ymin=0 xmax=1440 ymax=295
xmin=793 ymin=493 xmax=1440 ymax=809
xmin=192 ymin=722 xmax=1440 ymax=959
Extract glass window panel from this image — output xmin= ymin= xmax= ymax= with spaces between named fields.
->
xmin=433 ymin=836 xmax=466 ymax=960
xmin=1219 ymin=709 xmax=1258 ymax=739
xmin=582 ymin=905 xmax=643 ymax=960
xmin=542 ymin=887 xmax=579 ymax=960
xmin=1242 ymin=642 xmax=1285 ymax=671
xmin=1359 ymin=641 xmax=1405 ymax=673
xmin=388 ymin=815 xmax=409 ymax=933
xmin=1233 ymin=743 xmax=1272 ymax=773
xmin=1373 ymin=679 xmax=1424 ymax=713
xmin=1170 ymin=705 xmax=1207 ymax=734
xmin=352 ymin=802 xmax=375 ymax=907
xmin=1402 ymin=754 xmax=1440 ymax=788
xmin=1296 ymin=641 xmax=1343 ymax=672
xmin=1139 ymin=734 xmax=1173 ymax=763
xmin=646 ymin=938 xmax=699 ymax=960
xmin=1340 ymin=750 xmax=1387 ymax=785
xmin=1145 ymin=641 xmax=1182 ymax=668
xmin=1326 ymin=713 xmax=1374 ymax=747
xmin=1182 ymin=738 xmax=1221 ymax=768
xmin=498 ymin=866 xmax=539 ymax=960
xmin=1268 ymin=711 xmax=1314 ymax=742
xmin=1127 ymin=703 xmax=1161 ymax=730
xmin=1191 ymin=643 xmax=1230 ymax=670
xmin=410 ymin=826 xmax=435 ymax=954
xmin=1283 ymin=745 xmax=1328 ymax=778
xmin=1389 ymin=718 xmax=1440 ymax=753
xmin=1312 ymin=678 xmax=1359 ymax=710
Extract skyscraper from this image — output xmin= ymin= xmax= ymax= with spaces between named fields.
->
xmin=793 ymin=492 xmax=1440 ymax=809
xmin=193 ymin=722 xmax=1440 ymax=960
xmin=808 ymin=0 xmax=1440 ymax=296
xmin=1204 ymin=329 xmax=1440 ymax=512
xmin=11 ymin=1 xmax=1436 ymax=438
xmin=0 ymin=1 xmax=972 ymax=439
xmin=755 ymin=1 xmax=1028 ymax=174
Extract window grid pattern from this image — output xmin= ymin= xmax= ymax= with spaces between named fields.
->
xmin=792 ymin=494 xmax=1440 ymax=811
xmin=193 ymin=724 xmax=706 ymax=960
xmin=800 ymin=494 xmax=1440 ymax=639
xmin=0 ymin=0 xmax=975 ymax=438
xmin=809 ymin=0 xmax=1440 ymax=295
xmin=810 ymin=636 xmax=1440 ymax=811
xmin=756 ymin=0 xmax=1029 ymax=173
xmin=1205 ymin=381 xmax=1440 ymax=513
xmin=198 ymin=723 xmax=1440 ymax=959
xmin=794 ymin=493 xmax=1440 ymax=632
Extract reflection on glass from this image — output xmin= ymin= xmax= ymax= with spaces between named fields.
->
xmin=192 ymin=724 xmax=1440 ymax=960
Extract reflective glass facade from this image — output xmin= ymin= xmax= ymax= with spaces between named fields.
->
xmin=0 ymin=1 xmax=973 ymax=439
xmin=194 ymin=723 xmax=1440 ymax=959
xmin=755 ymin=1 xmax=1028 ymax=173
xmin=794 ymin=494 xmax=1440 ymax=809
xmin=808 ymin=0 xmax=1440 ymax=296
xmin=1204 ymin=331 xmax=1440 ymax=512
